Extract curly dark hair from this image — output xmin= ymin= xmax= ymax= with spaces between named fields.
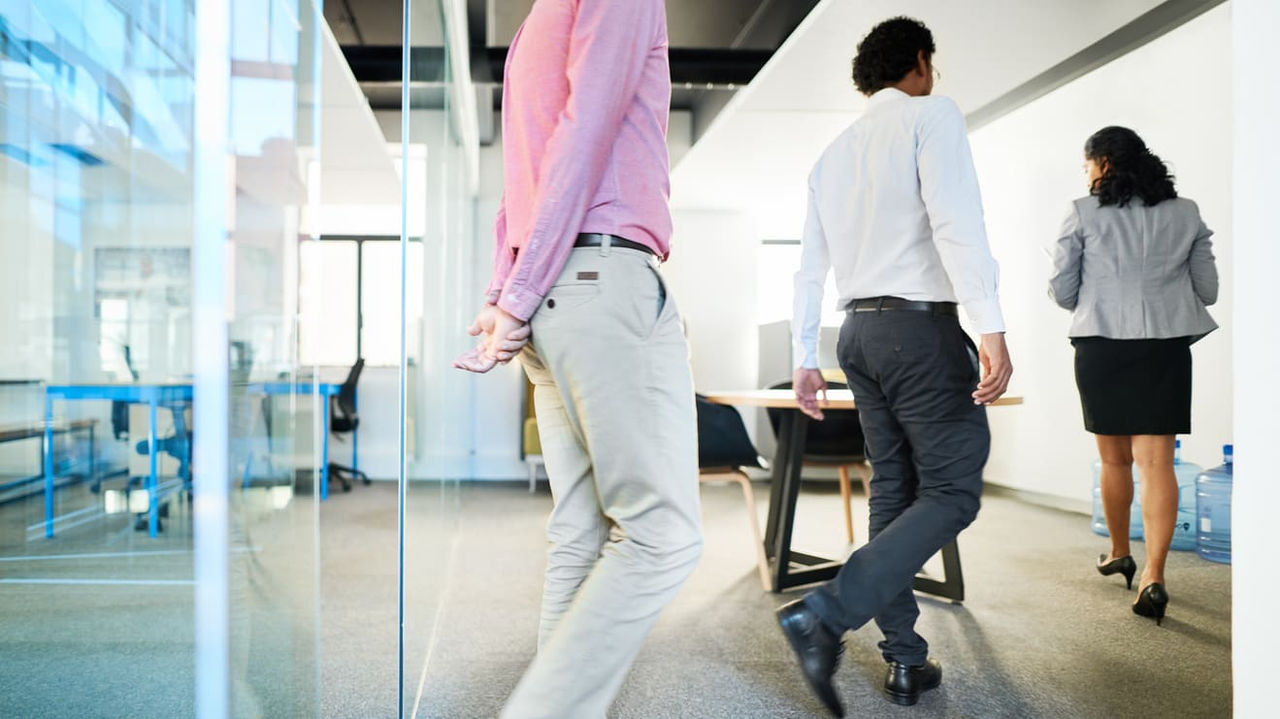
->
xmin=1085 ymin=126 xmax=1178 ymax=207
xmin=851 ymin=17 xmax=935 ymax=95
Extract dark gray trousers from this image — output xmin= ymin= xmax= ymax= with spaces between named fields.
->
xmin=805 ymin=308 xmax=989 ymax=666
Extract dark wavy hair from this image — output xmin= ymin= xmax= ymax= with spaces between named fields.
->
xmin=1085 ymin=126 xmax=1178 ymax=207
xmin=851 ymin=17 xmax=935 ymax=95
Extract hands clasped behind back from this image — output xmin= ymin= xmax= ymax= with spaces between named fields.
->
xmin=453 ymin=304 xmax=532 ymax=374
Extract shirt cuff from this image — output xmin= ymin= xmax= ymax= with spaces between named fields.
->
xmin=964 ymin=297 xmax=1006 ymax=335
xmin=496 ymin=287 xmax=542 ymax=323
xmin=793 ymin=343 xmax=820 ymax=371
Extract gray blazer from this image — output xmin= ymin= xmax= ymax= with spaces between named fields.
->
xmin=1048 ymin=195 xmax=1218 ymax=340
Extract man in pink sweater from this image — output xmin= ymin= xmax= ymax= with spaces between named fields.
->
xmin=455 ymin=1 xmax=702 ymax=716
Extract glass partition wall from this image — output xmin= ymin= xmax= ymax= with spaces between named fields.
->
xmin=0 ymin=0 xmax=334 ymax=714
xmin=0 ymin=4 xmax=204 ymax=713
xmin=402 ymin=0 xmax=476 ymax=716
xmin=0 ymin=0 xmax=474 ymax=715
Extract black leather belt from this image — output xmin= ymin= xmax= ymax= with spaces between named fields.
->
xmin=848 ymin=296 xmax=958 ymax=316
xmin=575 ymin=233 xmax=656 ymax=256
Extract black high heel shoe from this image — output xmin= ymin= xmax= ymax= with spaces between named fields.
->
xmin=1133 ymin=583 xmax=1170 ymax=626
xmin=1096 ymin=554 xmax=1137 ymax=590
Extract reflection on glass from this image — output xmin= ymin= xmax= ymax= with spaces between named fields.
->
xmin=1 ymin=1 xmax=204 ymax=714
xmin=402 ymin=0 xmax=480 ymax=716
xmin=1 ymin=0 xmax=325 ymax=714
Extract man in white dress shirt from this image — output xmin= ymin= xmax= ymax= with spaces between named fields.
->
xmin=775 ymin=17 xmax=1013 ymax=717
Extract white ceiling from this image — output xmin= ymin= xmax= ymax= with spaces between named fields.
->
xmin=671 ymin=0 xmax=1166 ymax=224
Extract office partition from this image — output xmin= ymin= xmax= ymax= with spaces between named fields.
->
xmin=0 ymin=1 xmax=329 ymax=715
xmin=399 ymin=1 xmax=474 ymax=717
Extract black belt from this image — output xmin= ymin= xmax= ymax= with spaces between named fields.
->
xmin=848 ymin=296 xmax=958 ymax=316
xmin=574 ymin=233 xmax=656 ymax=256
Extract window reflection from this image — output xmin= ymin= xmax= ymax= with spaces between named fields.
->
xmin=2 ymin=0 xmax=333 ymax=713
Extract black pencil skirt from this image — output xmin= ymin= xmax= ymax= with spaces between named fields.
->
xmin=1072 ymin=336 xmax=1192 ymax=436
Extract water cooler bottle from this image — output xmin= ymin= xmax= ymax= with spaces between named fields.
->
xmin=1195 ymin=444 xmax=1233 ymax=564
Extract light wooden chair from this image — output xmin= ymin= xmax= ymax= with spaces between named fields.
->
xmin=698 ymin=467 xmax=770 ymax=590
xmin=696 ymin=394 xmax=774 ymax=589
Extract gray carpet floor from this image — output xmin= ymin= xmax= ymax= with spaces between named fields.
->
xmin=0 ymin=479 xmax=1232 ymax=718
xmin=390 ymin=481 xmax=1232 ymax=719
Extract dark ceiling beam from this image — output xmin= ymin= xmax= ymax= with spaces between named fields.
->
xmin=342 ymin=45 xmax=444 ymax=83
xmin=342 ymin=45 xmax=773 ymax=87
xmin=485 ymin=47 xmax=773 ymax=87
xmin=671 ymin=47 xmax=773 ymax=86
xmin=467 ymin=0 xmax=493 ymax=83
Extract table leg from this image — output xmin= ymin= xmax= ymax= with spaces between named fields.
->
xmin=320 ymin=395 xmax=330 ymax=501
xmin=148 ymin=397 xmax=158 ymax=538
xmin=351 ymin=387 xmax=358 ymax=474
xmin=88 ymin=423 xmax=96 ymax=486
xmin=43 ymin=393 xmax=54 ymax=539
xmin=769 ymin=412 xmax=809 ymax=592
xmin=762 ymin=411 xmax=794 ymax=554
xmin=910 ymin=540 xmax=965 ymax=602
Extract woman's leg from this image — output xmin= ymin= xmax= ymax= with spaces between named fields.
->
xmin=1095 ymin=434 xmax=1134 ymax=561
xmin=1132 ymin=434 xmax=1178 ymax=589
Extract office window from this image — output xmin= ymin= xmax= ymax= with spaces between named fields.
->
xmin=757 ymin=240 xmax=844 ymax=328
xmin=360 ymin=241 xmax=423 ymax=367
xmin=298 ymin=241 xmax=358 ymax=367
xmin=298 ymin=239 xmax=422 ymax=367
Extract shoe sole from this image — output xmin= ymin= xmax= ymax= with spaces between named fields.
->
xmin=777 ymin=616 xmax=845 ymax=718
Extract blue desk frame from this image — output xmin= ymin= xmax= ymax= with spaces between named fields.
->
xmin=44 ymin=384 xmax=192 ymax=539
xmin=43 ymin=381 xmax=347 ymax=539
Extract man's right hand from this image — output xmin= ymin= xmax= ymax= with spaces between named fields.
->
xmin=793 ymin=368 xmax=828 ymax=421
xmin=973 ymin=332 xmax=1013 ymax=405
xmin=454 ymin=305 xmax=531 ymax=374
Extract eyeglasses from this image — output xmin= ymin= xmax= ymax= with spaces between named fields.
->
xmin=932 ymin=65 xmax=942 ymax=83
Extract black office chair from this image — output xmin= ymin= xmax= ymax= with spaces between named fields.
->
xmin=126 ymin=405 xmax=192 ymax=531
xmin=109 ymin=344 xmax=139 ymax=441
xmin=696 ymin=394 xmax=771 ymax=589
xmin=766 ymin=379 xmax=871 ymax=545
xmin=327 ymin=358 xmax=369 ymax=492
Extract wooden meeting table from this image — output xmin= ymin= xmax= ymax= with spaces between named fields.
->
xmin=702 ymin=388 xmax=1023 ymax=599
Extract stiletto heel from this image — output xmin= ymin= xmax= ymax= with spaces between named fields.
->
xmin=1133 ymin=583 xmax=1169 ymax=626
xmin=1095 ymin=554 xmax=1137 ymax=590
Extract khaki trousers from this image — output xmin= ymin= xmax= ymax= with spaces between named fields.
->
xmin=502 ymin=245 xmax=703 ymax=719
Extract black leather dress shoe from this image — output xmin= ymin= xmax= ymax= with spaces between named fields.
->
xmin=776 ymin=599 xmax=845 ymax=717
xmin=884 ymin=658 xmax=942 ymax=706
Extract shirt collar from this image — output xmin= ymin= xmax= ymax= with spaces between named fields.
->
xmin=866 ymin=87 xmax=910 ymax=109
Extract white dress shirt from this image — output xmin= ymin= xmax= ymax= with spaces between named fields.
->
xmin=793 ymin=88 xmax=1005 ymax=370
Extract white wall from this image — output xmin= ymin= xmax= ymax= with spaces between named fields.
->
xmin=462 ymin=133 xmax=527 ymax=480
xmin=0 ymin=161 xmax=54 ymax=388
xmin=1231 ymin=0 xmax=1278 ymax=712
xmin=664 ymin=210 xmax=760 ymax=394
xmin=0 ymin=164 xmax=50 ymax=469
xmin=366 ymin=109 xmax=524 ymax=480
xmin=970 ymin=4 xmax=1234 ymax=506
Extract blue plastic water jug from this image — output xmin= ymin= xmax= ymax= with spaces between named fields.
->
xmin=1090 ymin=461 xmax=1142 ymax=539
xmin=1195 ymin=444 xmax=1233 ymax=564
xmin=1171 ymin=440 xmax=1202 ymax=551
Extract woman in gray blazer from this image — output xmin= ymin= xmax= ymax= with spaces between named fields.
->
xmin=1049 ymin=126 xmax=1218 ymax=626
